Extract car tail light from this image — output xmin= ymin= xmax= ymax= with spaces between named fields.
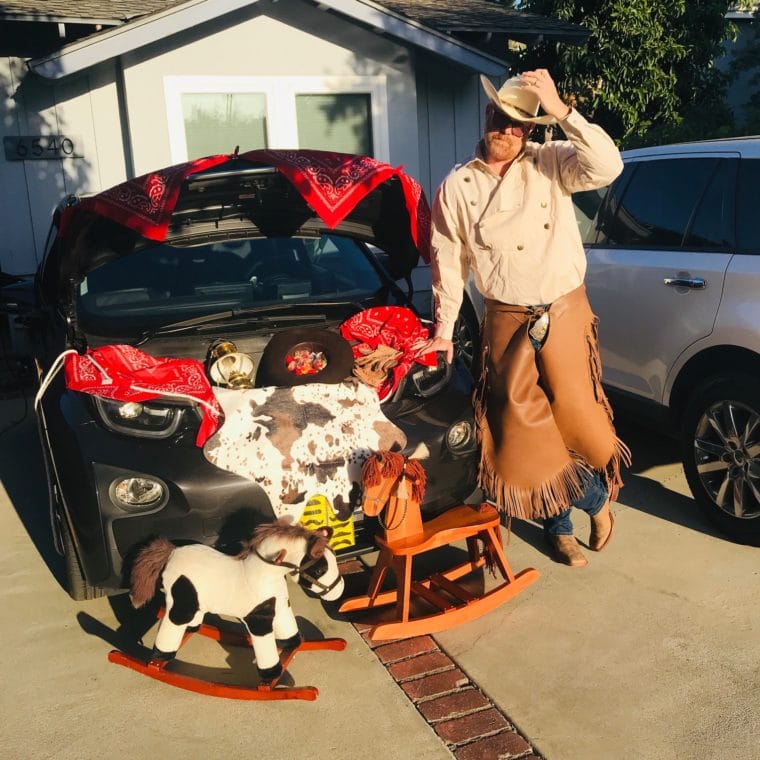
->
xmin=406 ymin=353 xmax=452 ymax=398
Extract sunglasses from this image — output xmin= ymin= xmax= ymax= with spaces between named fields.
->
xmin=487 ymin=109 xmax=534 ymax=136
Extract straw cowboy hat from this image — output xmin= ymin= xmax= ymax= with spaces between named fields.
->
xmin=480 ymin=74 xmax=558 ymax=125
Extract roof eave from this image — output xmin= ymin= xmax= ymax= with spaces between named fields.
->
xmin=28 ymin=0 xmax=508 ymax=80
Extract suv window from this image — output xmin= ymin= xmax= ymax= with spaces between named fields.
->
xmin=736 ymin=158 xmax=760 ymax=254
xmin=596 ymin=157 xmax=728 ymax=249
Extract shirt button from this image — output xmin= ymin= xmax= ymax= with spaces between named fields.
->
xmin=541 ymin=202 xmax=547 ymax=208
xmin=544 ymin=223 xmax=550 ymax=229
xmin=517 ymin=244 xmax=524 ymax=251
xmin=470 ymin=200 xmax=477 ymax=206
xmin=464 ymin=177 xmax=471 ymax=182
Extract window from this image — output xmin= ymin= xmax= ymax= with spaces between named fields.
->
xmin=182 ymin=93 xmax=267 ymax=157
xmin=296 ymin=94 xmax=372 ymax=155
xmin=597 ymin=158 xmax=723 ymax=249
xmin=736 ymin=159 xmax=760 ymax=255
xmin=165 ymin=76 xmax=388 ymax=162
xmin=683 ymin=159 xmax=736 ymax=250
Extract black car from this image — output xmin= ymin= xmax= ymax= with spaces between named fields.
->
xmin=6 ymin=150 xmax=478 ymax=600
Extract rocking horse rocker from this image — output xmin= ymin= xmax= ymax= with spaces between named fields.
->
xmin=108 ymin=521 xmax=346 ymax=701
xmin=339 ymin=451 xmax=540 ymax=640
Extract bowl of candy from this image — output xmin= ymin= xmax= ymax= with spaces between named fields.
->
xmin=285 ymin=343 xmax=329 ymax=376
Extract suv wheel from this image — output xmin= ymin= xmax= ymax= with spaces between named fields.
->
xmin=681 ymin=374 xmax=760 ymax=546
xmin=60 ymin=514 xmax=107 ymax=600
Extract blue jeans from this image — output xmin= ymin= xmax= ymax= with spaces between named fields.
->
xmin=544 ymin=471 xmax=608 ymax=537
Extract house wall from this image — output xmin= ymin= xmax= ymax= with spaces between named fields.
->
xmin=0 ymin=57 xmax=128 ymax=276
xmin=415 ymin=58 xmax=491 ymax=202
xmin=119 ymin=2 xmax=419 ymax=176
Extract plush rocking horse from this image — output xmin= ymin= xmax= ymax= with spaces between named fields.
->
xmin=339 ymin=451 xmax=540 ymax=640
xmin=108 ymin=521 xmax=346 ymax=701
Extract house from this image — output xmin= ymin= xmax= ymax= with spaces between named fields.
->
xmin=0 ymin=0 xmax=587 ymax=276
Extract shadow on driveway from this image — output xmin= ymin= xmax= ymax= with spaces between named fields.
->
xmin=0 ymin=395 xmax=67 ymax=591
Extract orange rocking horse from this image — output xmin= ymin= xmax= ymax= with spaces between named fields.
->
xmin=338 ymin=451 xmax=540 ymax=640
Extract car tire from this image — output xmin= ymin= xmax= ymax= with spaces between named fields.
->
xmin=454 ymin=299 xmax=480 ymax=375
xmin=60 ymin=514 xmax=107 ymax=601
xmin=681 ymin=373 xmax=760 ymax=546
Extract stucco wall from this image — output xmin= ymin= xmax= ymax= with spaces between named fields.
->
xmin=121 ymin=2 xmax=420 ymax=177
xmin=0 ymin=58 xmax=126 ymax=275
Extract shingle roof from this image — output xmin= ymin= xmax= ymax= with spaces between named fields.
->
xmin=1 ymin=0 xmax=586 ymax=41
xmin=0 ymin=0 xmax=173 ymax=22
xmin=381 ymin=0 xmax=587 ymax=40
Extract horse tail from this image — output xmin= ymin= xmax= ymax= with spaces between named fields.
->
xmin=129 ymin=537 xmax=175 ymax=608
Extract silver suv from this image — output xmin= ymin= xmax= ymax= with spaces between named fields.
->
xmin=464 ymin=137 xmax=760 ymax=546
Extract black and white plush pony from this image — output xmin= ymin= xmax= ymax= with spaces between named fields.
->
xmin=130 ymin=521 xmax=344 ymax=681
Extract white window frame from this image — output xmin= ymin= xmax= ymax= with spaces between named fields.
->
xmin=164 ymin=75 xmax=390 ymax=163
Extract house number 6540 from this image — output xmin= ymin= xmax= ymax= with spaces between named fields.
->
xmin=3 ymin=135 xmax=83 ymax=161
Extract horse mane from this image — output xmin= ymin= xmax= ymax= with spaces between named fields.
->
xmin=362 ymin=451 xmax=427 ymax=503
xmin=237 ymin=519 xmax=330 ymax=560
xmin=361 ymin=450 xmax=405 ymax=488
xmin=130 ymin=536 xmax=175 ymax=608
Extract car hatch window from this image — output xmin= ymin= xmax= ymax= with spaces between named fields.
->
xmin=736 ymin=158 xmax=760 ymax=255
xmin=597 ymin=157 xmax=720 ymax=249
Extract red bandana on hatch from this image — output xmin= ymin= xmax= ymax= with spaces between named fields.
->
xmin=56 ymin=150 xmax=430 ymax=261
xmin=57 ymin=155 xmax=231 ymax=241
xmin=63 ymin=345 xmax=221 ymax=447
xmin=340 ymin=306 xmax=438 ymax=401
xmin=239 ymin=150 xmax=431 ymax=261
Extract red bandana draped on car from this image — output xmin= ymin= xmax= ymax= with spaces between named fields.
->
xmin=340 ymin=306 xmax=438 ymax=401
xmin=57 ymin=150 xmax=430 ymax=261
xmin=239 ymin=150 xmax=430 ymax=261
xmin=57 ymin=155 xmax=232 ymax=241
xmin=63 ymin=345 xmax=221 ymax=446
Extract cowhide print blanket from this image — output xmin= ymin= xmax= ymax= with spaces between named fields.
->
xmin=203 ymin=380 xmax=407 ymax=522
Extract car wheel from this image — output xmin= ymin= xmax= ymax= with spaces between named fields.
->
xmin=60 ymin=514 xmax=107 ymax=600
xmin=454 ymin=299 xmax=480 ymax=374
xmin=681 ymin=373 xmax=760 ymax=546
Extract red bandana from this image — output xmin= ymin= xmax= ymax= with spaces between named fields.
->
xmin=58 ymin=155 xmax=231 ymax=241
xmin=239 ymin=150 xmax=430 ymax=260
xmin=63 ymin=345 xmax=221 ymax=447
xmin=340 ymin=306 xmax=438 ymax=400
xmin=56 ymin=150 xmax=430 ymax=261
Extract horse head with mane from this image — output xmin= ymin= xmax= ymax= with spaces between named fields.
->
xmin=360 ymin=450 xmax=427 ymax=544
xmin=129 ymin=519 xmax=344 ymax=681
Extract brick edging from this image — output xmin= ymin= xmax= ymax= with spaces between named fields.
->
xmin=353 ymin=621 xmax=543 ymax=760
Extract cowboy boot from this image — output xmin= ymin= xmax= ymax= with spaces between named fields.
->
xmin=589 ymin=501 xmax=615 ymax=551
xmin=547 ymin=534 xmax=588 ymax=567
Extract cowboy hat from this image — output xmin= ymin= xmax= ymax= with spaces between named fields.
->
xmin=480 ymin=74 xmax=557 ymax=125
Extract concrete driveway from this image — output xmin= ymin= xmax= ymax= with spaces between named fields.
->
xmin=1 ymin=396 xmax=758 ymax=760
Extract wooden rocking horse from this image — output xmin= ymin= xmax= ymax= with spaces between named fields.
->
xmin=108 ymin=521 xmax=347 ymax=701
xmin=338 ymin=451 xmax=540 ymax=640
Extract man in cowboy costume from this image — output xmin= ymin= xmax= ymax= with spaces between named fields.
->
xmin=416 ymin=69 xmax=629 ymax=567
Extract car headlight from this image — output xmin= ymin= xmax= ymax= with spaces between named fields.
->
xmin=93 ymin=397 xmax=185 ymax=439
xmin=406 ymin=353 xmax=452 ymax=398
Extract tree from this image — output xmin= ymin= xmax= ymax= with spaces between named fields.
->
xmin=518 ymin=0 xmax=736 ymax=146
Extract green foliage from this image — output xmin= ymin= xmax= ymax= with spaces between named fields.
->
xmin=519 ymin=0 xmax=737 ymax=146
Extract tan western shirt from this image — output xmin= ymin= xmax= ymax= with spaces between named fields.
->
xmin=430 ymin=108 xmax=624 ymax=340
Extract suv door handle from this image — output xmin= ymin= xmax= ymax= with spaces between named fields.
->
xmin=663 ymin=277 xmax=706 ymax=289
